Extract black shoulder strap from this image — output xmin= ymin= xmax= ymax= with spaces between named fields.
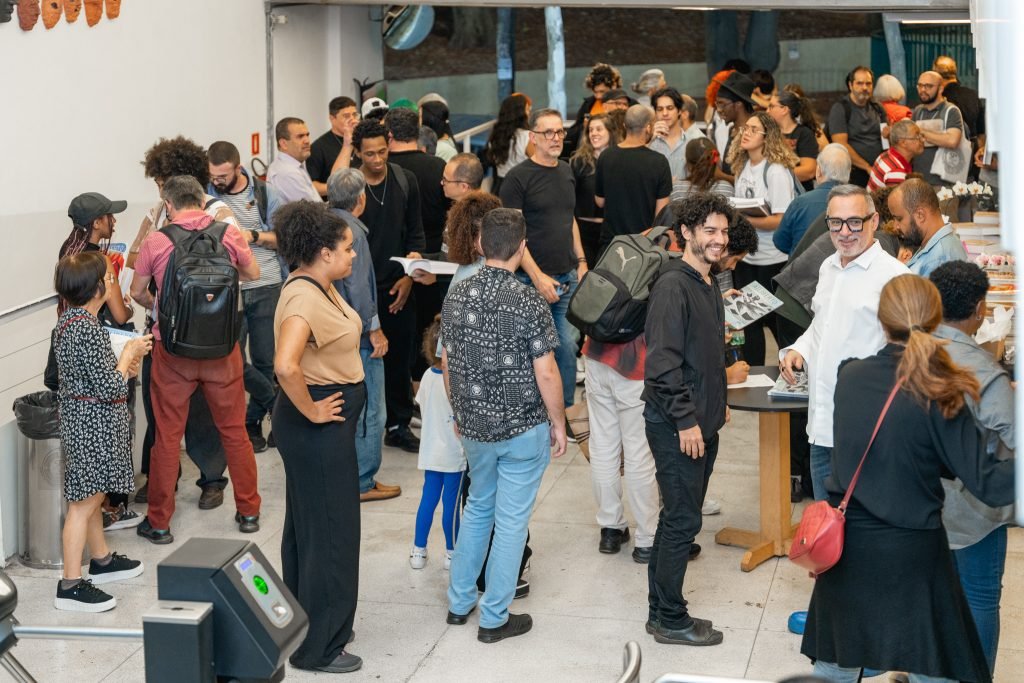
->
xmin=284 ymin=275 xmax=346 ymax=315
xmin=387 ymin=162 xmax=410 ymax=199
xmin=204 ymin=196 xmax=217 ymax=211
xmin=252 ymin=177 xmax=269 ymax=225
xmin=158 ymin=221 xmax=229 ymax=245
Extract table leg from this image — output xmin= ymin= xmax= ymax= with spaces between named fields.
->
xmin=715 ymin=412 xmax=795 ymax=571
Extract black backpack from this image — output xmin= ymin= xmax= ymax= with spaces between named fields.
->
xmin=566 ymin=225 xmax=679 ymax=343
xmin=157 ymin=221 xmax=240 ymax=359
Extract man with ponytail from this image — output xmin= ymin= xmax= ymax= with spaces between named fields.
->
xmin=780 ymin=184 xmax=908 ymax=501
xmin=802 ymin=273 xmax=1014 ymax=682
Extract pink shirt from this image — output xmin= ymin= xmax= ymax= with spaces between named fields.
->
xmin=136 ymin=210 xmax=254 ymax=339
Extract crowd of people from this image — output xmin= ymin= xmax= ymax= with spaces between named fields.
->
xmin=43 ymin=53 xmax=1014 ymax=682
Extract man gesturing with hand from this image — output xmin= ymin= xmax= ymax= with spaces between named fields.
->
xmin=642 ymin=193 xmax=733 ymax=648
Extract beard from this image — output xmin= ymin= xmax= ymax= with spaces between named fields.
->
xmin=902 ymin=218 xmax=925 ymax=249
xmin=689 ymin=237 xmax=724 ymax=266
xmin=919 ymin=91 xmax=938 ymax=105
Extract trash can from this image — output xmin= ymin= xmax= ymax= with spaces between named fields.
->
xmin=13 ymin=391 xmax=66 ymax=570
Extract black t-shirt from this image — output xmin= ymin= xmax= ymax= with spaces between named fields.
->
xmin=594 ymin=145 xmax=672 ymax=245
xmin=828 ymin=98 xmax=884 ymax=166
xmin=942 ymin=81 xmax=983 ymax=138
xmin=499 ymin=159 xmax=577 ymax=276
xmin=388 ymin=150 xmax=450 ymax=254
xmin=571 ymin=158 xmax=602 ymax=222
xmin=360 ymin=164 xmax=425 ymax=288
xmin=307 ymin=130 xmax=342 ymax=187
xmin=785 ymin=124 xmax=819 ymax=191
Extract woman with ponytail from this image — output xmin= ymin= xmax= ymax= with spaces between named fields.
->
xmin=768 ymin=90 xmax=820 ymax=191
xmin=670 ymin=137 xmax=734 ymax=201
xmin=801 ymin=274 xmax=1015 ymax=683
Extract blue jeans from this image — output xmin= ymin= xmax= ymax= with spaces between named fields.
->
xmin=954 ymin=525 xmax=1007 ymax=675
xmin=240 ymin=284 xmax=280 ymax=424
xmin=517 ymin=271 xmax=579 ymax=408
xmin=813 ymin=661 xmax=954 ymax=683
xmin=355 ymin=347 xmax=386 ymax=493
xmin=448 ymin=423 xmax=550 ymax=628
xmin=810 ymin=444 xmax=833 ymax=501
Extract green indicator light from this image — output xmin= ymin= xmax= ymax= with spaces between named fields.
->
xmin=253 ymin=575 xmax=269 ymax=595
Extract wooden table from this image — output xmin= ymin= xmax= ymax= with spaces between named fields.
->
xmin=715 ymin=366 xmax=808 ymax=572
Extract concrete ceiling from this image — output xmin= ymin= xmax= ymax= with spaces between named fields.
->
xmin=268 ymin=0 xmax=969 ymax=11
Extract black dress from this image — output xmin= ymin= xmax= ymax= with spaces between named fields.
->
xmin=801 ymin=346 xmax=1014 ymax=682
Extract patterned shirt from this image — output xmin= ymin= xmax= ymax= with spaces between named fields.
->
xmin=441 ymin=265 xmax=560 ymax=443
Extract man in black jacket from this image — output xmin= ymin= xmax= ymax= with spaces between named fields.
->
xmin=642 ymin=192 xmax=732 ymax=648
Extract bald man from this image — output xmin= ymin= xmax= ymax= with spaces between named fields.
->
xmin=911 ymin=70 xmax=966 ymax=186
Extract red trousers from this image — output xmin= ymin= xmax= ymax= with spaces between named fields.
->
xmin=147 ymin=343 xmax=261 ymax=529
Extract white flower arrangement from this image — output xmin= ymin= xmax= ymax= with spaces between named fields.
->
xmin=938 ymin=182 xmax=994 ymax=201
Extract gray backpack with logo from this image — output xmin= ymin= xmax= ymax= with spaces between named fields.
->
xmin=567 ymin=226 xmax=680 ymax=343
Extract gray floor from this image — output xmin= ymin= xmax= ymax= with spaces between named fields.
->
xmin=3 ymin=408 xmax=1022 ymax=682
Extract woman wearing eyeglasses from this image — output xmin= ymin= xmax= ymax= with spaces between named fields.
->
xmin=726 ymin=111 xmax=800 ymax=365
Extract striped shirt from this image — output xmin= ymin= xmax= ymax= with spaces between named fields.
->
xmin=867 ymin=148 xmax=911 ymax=192
xmin=216 ymin=189 xmax=282 ymax=290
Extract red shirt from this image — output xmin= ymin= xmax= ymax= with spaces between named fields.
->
xmin=867 ymin=148 xmax=912 ymax=192
xmin=135 ymin=210 xmax=253 ymax=340
xmin=582 ymin=336 xmax=647 ymax=381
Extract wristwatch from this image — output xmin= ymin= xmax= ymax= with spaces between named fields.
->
xmin=250 ymin=229 xmax=260 ymax=244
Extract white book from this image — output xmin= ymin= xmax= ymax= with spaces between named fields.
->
xmin=104 ymin=326 xmax=140 ymax=361
xmin=723 ymin=281 xmax=783 ymax=330
xmin=728 ymin=196 xmax=772 ymax=217
xmin=390 ymin=257 xmax=459 ymax=277
xmin=767 ymin=372 xmax=809 ymax=400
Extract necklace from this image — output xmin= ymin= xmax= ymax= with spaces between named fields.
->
xmin=366 ymin=173 xmax=388 ymax=206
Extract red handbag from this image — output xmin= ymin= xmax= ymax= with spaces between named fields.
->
xmin=789 ymin=379 xmax=903 ymax=577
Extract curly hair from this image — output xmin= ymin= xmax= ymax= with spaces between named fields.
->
xmin=485 ymin=93 xmax=531 ymax=168
xmin=142 ymin=136 xmax=211 ymax=186
xmin=929 ymin=260 xmax=989 ymax=322
xmin=274 ymin=200 xmax=350 ymax=267
xmin=584 ymin=63 xmax=621 ymax=91
xmin=352 ymin=119 xmax=388 ymax=151
xmin=570 ymin=114 xmax=620 ymax=175
xmin=726 ymin=111 xmax=799 ymax=173
xmin=422 ymin=314 xmax=442 ymax=365
xmin=445 ymin=191 xmax=502 ymax=265
xmin=670 ymin=192 xmax=735 ymax=247
xmin=728 ymin=212 xmax=758 ymax=257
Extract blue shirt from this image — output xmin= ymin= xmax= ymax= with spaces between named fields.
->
xmin=906 ymin=224 xmax=968 ymax=276
xmin=330 ymin=208 xmax=380 ymax=349
xmin=773 ymin=180 xmax=839 ymax=255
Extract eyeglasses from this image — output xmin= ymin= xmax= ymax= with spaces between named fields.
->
xmin=714 ymin=99 xmax=735 ymax=111
xmin=825 ymin=213 xmax=875 ymax=233
xmin=440 ymin=176 xmax=466 ymax=186
xmin=739 ymin=125 xmax=765 ymax=136
xmin=532 ymin=128 xmax=568 ymax=140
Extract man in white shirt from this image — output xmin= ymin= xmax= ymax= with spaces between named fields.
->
xmin=266 ymin=117 xmax=322 ymax=203
xmin=779 ymin=184 xmax=909 ymax=501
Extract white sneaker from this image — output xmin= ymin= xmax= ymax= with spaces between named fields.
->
xmin=575 ymin=357 xmax=586 ymax=386
xmin=410 ymin=546 xmax=427 ymax=569
xmin=444 ymin=551 xmax=452 ymax=570
xmin=702 ymin=499 xmax=722 ymax=515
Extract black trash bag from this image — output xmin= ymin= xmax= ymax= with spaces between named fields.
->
xmin=13 ymin=391 xmax=60 ymax=440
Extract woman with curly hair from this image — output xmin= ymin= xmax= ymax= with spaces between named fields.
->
xmin=565 ymin=63 xmax=632 ymax=158
xmin=483 ymin=93 xmax=533 ymax=195
xmin=445 ymin=190 xmax=502 ymax=282
xmin=570 ymin=113 xmax=619 ymax=267
xmin=768 ymin=90 xmax=821 ymax=190
xmin=272 ymin=200 xmax=365 ymax=674
xmin=727 ymin=111 xmax=799 ymax=364
xmin=801 ymin=274 xmax=1012 ymax=683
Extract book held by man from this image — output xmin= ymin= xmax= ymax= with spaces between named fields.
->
xmin=723 ymin=281 xmax=784 ymax=330
xmin=390 ymin=257 xmax=459 ymax=277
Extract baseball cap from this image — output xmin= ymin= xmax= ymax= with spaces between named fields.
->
xmin=68 ymin=192 xmax=127 ymax=227
xmin=361 ymin=97 xmax=389 ymax=117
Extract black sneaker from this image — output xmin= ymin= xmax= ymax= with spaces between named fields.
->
xmin=88 ymin=552 xmax=144 ymax=585
xmin=599 ymin=527 xmax=629 ymax=554
xmin=315 ymin=651 xmax=362 ymax=674
xmin=246 ymin=421 xmax=268 ymax=453
xmin=790 ymin=475 xmax=804 ymax=503
xmin=478 ymin=613 xmax=533 ymax=643
xmin=384 ymin=425 xmax=420 ymax=453
xmin=631 ymin=546 xmax=652 ymax=564
xmin=235 ymin=511 xmax=260 ymax=533
xmin=104 ymin=504 xmax=144 ymax=532
xmin=54 ymin=579 xmax=116 ymax=613
xmin=136 ymin=517 xmax=174 ymax=545
xmin=266 ymin=430 xmax=275 ymax=449
xmin=689 ymin=543 xmax=702 ymax=560
xmin=514 ymin=578 xmax=530 ymax=599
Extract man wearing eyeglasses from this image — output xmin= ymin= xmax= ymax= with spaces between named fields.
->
xmin=499 ymin=108 xmax=589 ymax=412
xmin=911 ymin=70 xmax=967 ymax=187
xmin=441 ymin=153 xmax=484 ymax=203
xmin=867 ymin=120 xmax=924 ymax=192
xmin=780 ymin=184 xmax=908 ymax=502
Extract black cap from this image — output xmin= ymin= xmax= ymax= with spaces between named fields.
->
xmin=68 ymin=192 xmax=128 ymax=227
xmin=602 ymin=88 xmax=629 ymax=102
xmin=715 ymin=72 xmax=757 ymax=108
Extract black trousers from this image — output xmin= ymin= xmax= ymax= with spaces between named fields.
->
xmin=774 ymin=316 xmax=812 ymax=495
xmin=140 ymin=352 xmax=228 ymax=489
xmin=412 ymin=279 xmax=448 ymax=380
xmin=378 ymin=285 xmax=417 ymax=429
xmin=274 ymin=381 xmax=365 ymax=669
xmin=646 ymin=420 xmax=719 ymax=629
xmin=732 ymin=260 xmax=785 ymax=367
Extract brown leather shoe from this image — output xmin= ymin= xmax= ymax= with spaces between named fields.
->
xmin=359 ymin=482 xmax=401 ymax=502
xmin=198 ymin=486 xmax=224 ymax=510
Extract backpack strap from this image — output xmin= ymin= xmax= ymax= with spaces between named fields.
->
xmin=204 ymin=196 xmax=218 ymax=211
xmin=158 ymin=221 xmax=229 ymax=245
xmin=284 ymin=275 xmax=349 ymax=317
xmin=387 ymin=162 xmax=410 ymax=199
xmin=252 ymin=177 xmax=269 ymax=225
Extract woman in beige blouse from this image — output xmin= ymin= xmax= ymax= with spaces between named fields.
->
xmin=272 ymin=200 xmax=365 ymax=675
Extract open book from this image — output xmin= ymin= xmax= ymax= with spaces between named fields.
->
xmin=728 ymin=196 xmax=772 ymax=217
xmin=768 ymin=372 xmax=809 ymax=400
xmin=724 ymin=281 xmax=784 ymax=330
xmin=390 ymin=257 xmax=459 ymax=277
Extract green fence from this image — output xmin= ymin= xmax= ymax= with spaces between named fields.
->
xmin=902 ymin=24 xmax=978 ymax=90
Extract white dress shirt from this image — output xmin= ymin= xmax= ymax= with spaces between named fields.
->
xmin=266 ymin=152 xmax=321 ymax=203
xmin=782 ymin=240 xmax=909 ymax=447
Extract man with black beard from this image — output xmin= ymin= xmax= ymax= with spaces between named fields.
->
xmin=642 ymin=192 xmax=732 ymax=647
xmin=207 ymin=141 xmax=283 ymax=452
xmin=911 ymin=70 xmax=967 ymax=187
xmin=887 ymin=177 xmax=967 ymax=276
xmin=827 ymin=66 xmax=885 ymax=187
